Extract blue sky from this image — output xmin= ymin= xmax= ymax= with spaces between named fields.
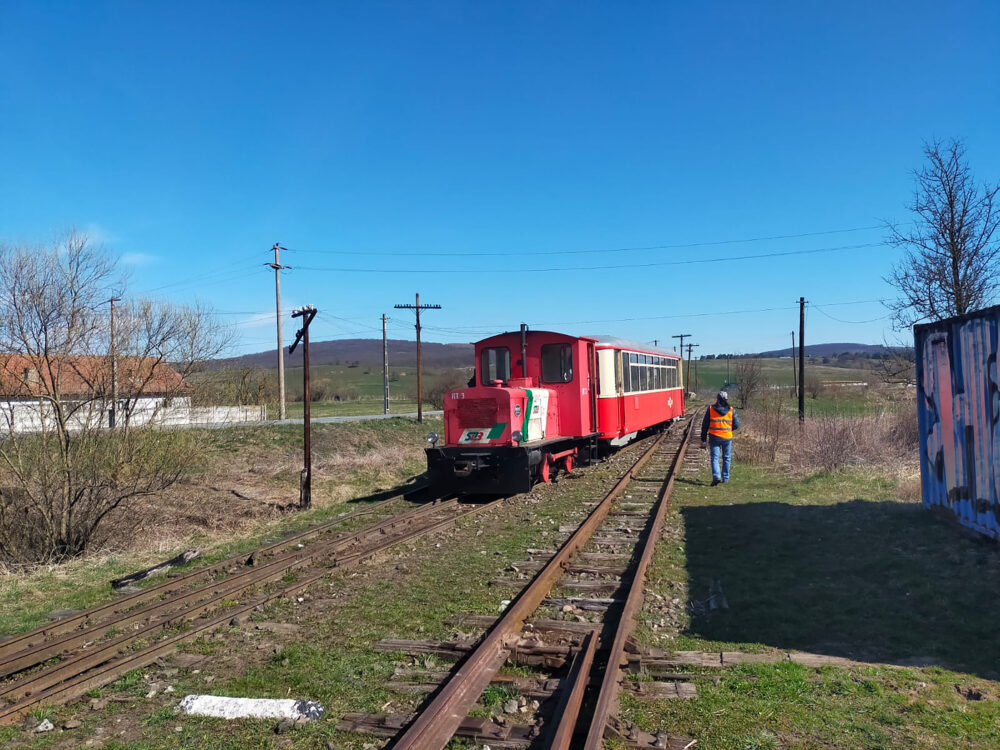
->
xmin=2 ymin=1 xmax=998 ymax=356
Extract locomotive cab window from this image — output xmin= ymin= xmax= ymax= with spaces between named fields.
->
xmin=481 ymin=347 xmax=511 ymax=385
xmin=541 ymin=344 xmax=573 ymax=383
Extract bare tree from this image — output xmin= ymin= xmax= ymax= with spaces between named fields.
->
xmin=885 ymin=139 xmax=1000 ymax=327
xmin=731 ymin=357 xmax=764 ymax=408
xmin=0 ymin=234 xmax=230 ymax=564
xmin=804 ymin=372 xmax=824 ymax=400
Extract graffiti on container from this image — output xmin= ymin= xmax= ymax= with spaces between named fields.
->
xmin=916 ymin=308 xmax=1000 ymax=540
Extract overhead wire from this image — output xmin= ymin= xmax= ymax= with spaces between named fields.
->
xmin=285 ymin=224 xmax=885 ymax=258
xmin=294 ymin=242 xmax=884 ymax=274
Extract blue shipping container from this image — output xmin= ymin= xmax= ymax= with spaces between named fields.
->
xmin=914 ymin=305 xmax=1000 ymax=540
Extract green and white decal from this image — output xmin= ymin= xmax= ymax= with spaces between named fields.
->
xmin=520 ymin=388 xmax=550 ymax=442
xmin=459 ymin=423 xmax=507 ymax=444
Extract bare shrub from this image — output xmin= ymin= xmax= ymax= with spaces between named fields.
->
xmin=731 ymin=358 xmax=765 ymax=408
xmin=0 ymin=234 xmax=229 ymax=565
xmin=736 ymin=391 xmax=788 ymax=465
xmin=423 ymin=369 xmax=474 ymax=409
xmin=193 ymin=367 xmax=274 ymax=406
xmin=791 ymin=408 xmax=919 ymax=473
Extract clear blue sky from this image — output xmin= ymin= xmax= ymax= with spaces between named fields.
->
xmin=2 ymin=1 xmax=998 ymax=356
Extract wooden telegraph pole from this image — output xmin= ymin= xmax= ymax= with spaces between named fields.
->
xmin=268 ymin=244 xmax=291 ymax=420
xmin=394 ymin=294 xmax=441 ymax=423
xmin=382 ymin=313 xmax=390 ymax=415
xmin=289 ymin=305 xmax=317 ymax=508
xmin=109 ymin=296 xmax=121 ymax=428
xmin=791 ymin=330 xmax=797 ymax=398
xmin=798 ymin=297 xmax=806 ymax=422
xmin=685 ymin=343 xmax=700 ymax=393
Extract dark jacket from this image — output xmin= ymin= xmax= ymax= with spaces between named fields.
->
xmin=701 ymin=401 xmax=740 ymax=441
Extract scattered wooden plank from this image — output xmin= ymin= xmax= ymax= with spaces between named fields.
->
xmin=110 ymin=549 xmax=200 ymax=589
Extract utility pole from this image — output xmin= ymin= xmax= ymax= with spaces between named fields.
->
xmin=798 ymin=297 xmax=806 ymax=422
xmin=672 ymin=333 xmax=690 ymax=355
xmin=108 ymin=296 xmax=121 ymax=429
xmin=382 ymin=314 xmax=390 ymax=415
xmin=394 ymin=294 xmax=441 ymax=423
xmin=268 ymin=244 xmax=291 ymax=420
xmin=289 ymin=305 xmax=317 ymax=509
xmin=791 ymin=330 xmax=797 ymax=399
xmin=684 ymin=343 xmax=700 ymax=393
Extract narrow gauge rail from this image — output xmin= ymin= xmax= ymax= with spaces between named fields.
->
xmin=0 ymin=488 xmax=503 ymax=725
xmin=341 ymin=417 xmax=695 ymax=749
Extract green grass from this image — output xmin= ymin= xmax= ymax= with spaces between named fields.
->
xmin=690 ymin=357 xmax=872 ymax=390
xmin=0 ymin=416 xmax=439 ymax=638
xmin=622 ymin=453 xmax=1000 ymax=749
xmin=282 ymin=398 xmax=424 ymax=419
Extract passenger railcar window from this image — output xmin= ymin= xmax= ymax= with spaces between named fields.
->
xmin=621 ymin=351 xmax=631 ymax=392
xmin=481 ymin=347 xmax=511 ymax=385
xmin=541 ymin=344 xmax=573 ymax=383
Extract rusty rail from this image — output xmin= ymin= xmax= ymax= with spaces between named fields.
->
xmin=0 ymin=485 xmax=425 ymax=662
xmin=391 ymin=431 xmax=669 ymax=750
xmin=583 ymin=417 xmax=694 ymax=748
xmin=0 ymin=492 xmax=496 ymax=725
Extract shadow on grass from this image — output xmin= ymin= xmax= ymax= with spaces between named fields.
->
xmin=682 ymin=499 xmax=1000 ymax=678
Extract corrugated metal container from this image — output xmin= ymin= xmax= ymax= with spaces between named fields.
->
xmin=914 ymin=305 xmax=1000 ymax=540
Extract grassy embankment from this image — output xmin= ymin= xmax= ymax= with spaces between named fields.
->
xmin=0 ymin=417 xmax=437 ymax=639
xmin=618 ymin=410 xmax=1000 ymax=748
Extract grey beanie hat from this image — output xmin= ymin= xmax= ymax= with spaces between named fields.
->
xmin=718 ymin=390 xmax=728 ymax=401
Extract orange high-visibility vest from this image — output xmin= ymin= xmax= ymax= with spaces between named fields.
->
xmin=707 ymin=406 xmax=734 ymax=439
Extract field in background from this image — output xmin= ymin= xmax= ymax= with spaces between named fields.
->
xmin=688 ymin=357 xmax=872 ymax=390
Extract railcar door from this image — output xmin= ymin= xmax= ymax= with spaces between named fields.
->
xmin=587 ymin=342 xmax=597 ymax=434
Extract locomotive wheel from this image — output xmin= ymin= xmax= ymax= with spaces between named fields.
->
xmin=563 ymin=455 xmax=573 ymax=474
xmin=540 ymin=457 xmax=551 ymax=483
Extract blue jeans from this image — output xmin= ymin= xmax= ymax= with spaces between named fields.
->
xmin=709 ymin=436 xmax=733 ymax=482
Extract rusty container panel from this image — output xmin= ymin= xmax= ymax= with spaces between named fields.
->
xmin=914 ymin=305 xmax=1000 ymax=540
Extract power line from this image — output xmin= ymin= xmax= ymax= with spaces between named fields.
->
xmin=295 ymin=242 xmax=884 ymax=274
xmin=285 ymin=224 xmax=885 ymax=258
xmin=810 ymin=303 xmax=891 ymax=324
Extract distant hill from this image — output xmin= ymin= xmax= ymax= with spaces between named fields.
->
xmin=755 ymin=343 xmax=897 ymax=358
xmin=210 ymin=338 xmax=474 ymax=371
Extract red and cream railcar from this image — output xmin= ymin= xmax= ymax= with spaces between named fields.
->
xmin=594 ymin=336 xmax=685 ymax=443
xmin=426 ymin=329 xmax=684 ymax=494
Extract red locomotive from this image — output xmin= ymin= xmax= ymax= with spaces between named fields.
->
xmin=426 ymin=327 xmax=684 ymax=494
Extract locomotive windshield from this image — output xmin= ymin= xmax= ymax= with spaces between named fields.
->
xmin=481 ymin=347 xmax=511 ymax=384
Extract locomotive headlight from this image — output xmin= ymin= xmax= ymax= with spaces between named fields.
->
xmin=511 ymin=430 xmax=523 ymax=445
xmin=426 ymin=432 xmax=439 ymax=446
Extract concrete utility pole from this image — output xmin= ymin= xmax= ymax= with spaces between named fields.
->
xmin=108 ymin=296 xmax=121 ymax=429
xmin=382 ymin=313 xmax=390 ymax=415
xmin=268 ymin=244 xmax=291 ymax=420
xmin=684 ymin=343 xmax=700 ymax=393
xmin=289 ymin=305 xmax=317 ymax=509
xmin=798 ymin=297 xmax=806 ymax=422
xmin=394 ymin=294 xmax=441 ymax=423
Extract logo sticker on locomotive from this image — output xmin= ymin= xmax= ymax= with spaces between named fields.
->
xmin=514 ymin=404 xmax=521 ymax=417
xmin=460 ymin=429 xmax=488 ymax=444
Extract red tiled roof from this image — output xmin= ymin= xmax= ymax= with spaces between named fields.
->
xmin=0 ymin=355 xmax=186 ymax=399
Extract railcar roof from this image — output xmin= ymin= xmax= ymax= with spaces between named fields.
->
xmin=589 ymin=335 xmax=679 ymax=357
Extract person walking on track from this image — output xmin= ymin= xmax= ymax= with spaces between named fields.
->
xmin=701 ymin=390 xmax=740 ymax=486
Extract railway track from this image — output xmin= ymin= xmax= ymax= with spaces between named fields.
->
xmin=0 ymin=486 xmax=505 ymax=725
xmin=340 ymin=416 xmax=696 ymax=749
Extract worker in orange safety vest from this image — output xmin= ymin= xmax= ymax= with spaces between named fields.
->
xmin=700 ymin=390 xmax=740 ymax=486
